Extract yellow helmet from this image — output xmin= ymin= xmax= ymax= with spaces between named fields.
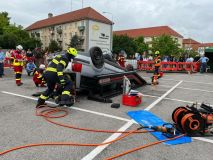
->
xmin=67 ymin=48 xmax=78 ymax=57
xmin=155 ymin=51 xmax=160 ymax=55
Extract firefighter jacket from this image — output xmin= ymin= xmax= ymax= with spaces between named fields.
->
xmin=33 ymin=69 xmax=45 ymax=85
xmin=11 ymin=50 xmax=24 ymax=67
xmin=45 ymin=55 xmax=69 ymax=84
xmin=154 ymin=56 xmax=161 ymax=67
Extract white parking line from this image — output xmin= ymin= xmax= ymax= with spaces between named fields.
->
xmin=159 ymin=85 xmax=213 ymax=93
xmin=145 ymin=81 xmax=183 ymax=111
xmin=1 ymin=91 xmax=130 ymax=122
xmin=193 ymin=137 xmax=213 ymax=144
xmin=81 ymin=120 xmax=134 ymax=160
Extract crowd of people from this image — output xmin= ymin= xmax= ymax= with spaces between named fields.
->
xmin=133 ymin=52 xmax=209 ymax=73
xmin=134 ymin=52 xmax=198 ymax=63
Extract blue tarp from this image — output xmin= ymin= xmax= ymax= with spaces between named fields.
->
xmin=128 ymin=110 xmax=192 ymax=145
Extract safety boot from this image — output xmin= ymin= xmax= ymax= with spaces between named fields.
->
xmin=36 ymin=98 xmax=46 ymax=108
xmin=54 ymin=95 xmax=61 ymax=104
xmin=17 ymin=82 xmax=23 ymax=86
xmin=59 ymin=95 xmax=75 ymax=107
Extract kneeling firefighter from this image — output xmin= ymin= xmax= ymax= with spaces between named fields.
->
xmin=36 ymin=48 xmax=78 ymax=108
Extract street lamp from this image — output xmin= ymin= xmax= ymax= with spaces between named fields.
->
xmin=103 ymin=11 xmax=113 ymax=23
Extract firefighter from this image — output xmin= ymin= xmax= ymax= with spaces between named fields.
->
xmin=117 ymin=53 xmax=125 ymax=68
xmin=11 ymin=45 xmax=24 ymax=86
xmin=33 ymin=64 xmax=46 ymax=87
xmin=36 ymin=48 xmax=78 ymax=108
xmin=152 ymin=51 xmax=161 ymax=85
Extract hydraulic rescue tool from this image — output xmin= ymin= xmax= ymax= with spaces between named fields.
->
xmin=138 ymin=123 xmax=179 ymax=138
xmin=172 ymin=103 xmax=213 ymax=136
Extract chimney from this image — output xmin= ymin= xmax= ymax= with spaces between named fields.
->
xmin=48 ymin=13 xmax=53 ymax=18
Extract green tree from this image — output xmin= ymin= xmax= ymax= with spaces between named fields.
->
xmin=134 ymin=36 xmax=148 ymax=53
xmin=0 ymin=11 xmax=41 ymax=49
xmin=48 ymin=40 xmax=60 ymax=53
xmin=0 ymin=33 xmax=17 ymax=48
xmin=69 ymin=35 xmax=81 ymax=49
xmin=0 ymin=12 xmax=10 ymax=34
xmin=113 ymin=34 xmax=136 ymax=57
xmin=151 ymin=35 xmax=180 ymax=56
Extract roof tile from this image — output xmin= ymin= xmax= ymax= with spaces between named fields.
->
xmin=26 ymin=7 xmax=112 ymax=31
xmin=114 ymin=26 xmax=183 ymax=38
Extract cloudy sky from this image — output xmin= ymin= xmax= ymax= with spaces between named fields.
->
xmin=0 ymin=0 xmax=213 ymax=42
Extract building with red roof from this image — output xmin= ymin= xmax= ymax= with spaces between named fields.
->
xmin=183 ymin=38 xmax=213 ymax=53
xmin=26 ymin=7 xmax=113 ymax=51
xmin=114 ymin=26 xmax=184 ymax=48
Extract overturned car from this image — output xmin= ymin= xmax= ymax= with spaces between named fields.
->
xmin=64 ymin=46 xmax=147 ymax=102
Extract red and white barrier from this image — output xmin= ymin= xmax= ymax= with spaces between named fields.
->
xmin=137 ymin=61 xmax=200 ymax=72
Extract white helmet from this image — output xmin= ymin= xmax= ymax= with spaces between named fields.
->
xmin=16 ymin=45 xmax=23 ymax=50
xmin=39 ymin=64 xmax=46 ymax=70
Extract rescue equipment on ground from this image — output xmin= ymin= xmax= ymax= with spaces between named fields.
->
xmin=172 ymin=103 xmax=213 ymax=136
xmin=122 ymin=76 xmax=142 ymax=107
xmin=111 ymin=103 xmax=120 ymax=109
xmin=128 ymin=110 xmax=191 ymax=145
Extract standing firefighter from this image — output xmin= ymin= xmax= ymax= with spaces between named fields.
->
xmin=11 ymin=45 xmax=24 ymax=86
xmin=152 ymin=51 xmax=161 ymax=85
xmin=36 ymin=48 xmax=78 ymax=108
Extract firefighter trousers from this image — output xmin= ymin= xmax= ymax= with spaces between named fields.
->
xmin=14 ymin=66 xmax=23 ymax=85
xmin=37 ymin=71 xmax=73 ymax=105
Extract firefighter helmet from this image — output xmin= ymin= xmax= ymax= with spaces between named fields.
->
xmin=67 ymin=48 xmax=78 ymax=57
xmin=39 ymin=64 xmax=46 ymax=70
xmin=16 ymin=45 xmax=23 ymax=51
xmin=155 ymin=51 xmax=160 ymax=55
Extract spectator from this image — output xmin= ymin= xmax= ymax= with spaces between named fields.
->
xmin=26 ymin=60 xmax=37 ymax=76
xmin=179 ymin=56 xmax=184 ymax=62
xmin=197 ymin=54 xmax=209 ymax=73
xmin=169 ymin=55 xmax=173 ymax=62
xmin=0 ymin=47 xmax=5 ymax=78
xmin=140 ymin=53 xmax=143 ymax=61
xmin=5 ymin=50 xmax=11 ymax=65
xmin=135 ymin=53 xmax=141 ymax=61
xmin=162 ymin=56 xmax=168 ymax=68
xmin=26 ymin=49 xmax=34 ymax=62
xmin=186 ymin=56 xmax=194 ymax=62
xmin=43 ymin=51 xmax=49 ymax=67
xmin=143 ymin=56 xmax=148 ymax=61
xmin=186 ymin=57 xmax=191 ymax=62
xmin=9 ymin=50 xmax=14 ymax=65
xmin=148 ymin=54 xmax=153 ymax=61
xmin=189 ymin=56 xmax=194 ymax=62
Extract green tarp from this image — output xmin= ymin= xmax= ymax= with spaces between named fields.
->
xmin=205 ymin=47 xmax=213 ymax=53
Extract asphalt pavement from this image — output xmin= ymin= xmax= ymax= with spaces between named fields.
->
xmin=0 ymin=68 xmax=213 ymax=160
